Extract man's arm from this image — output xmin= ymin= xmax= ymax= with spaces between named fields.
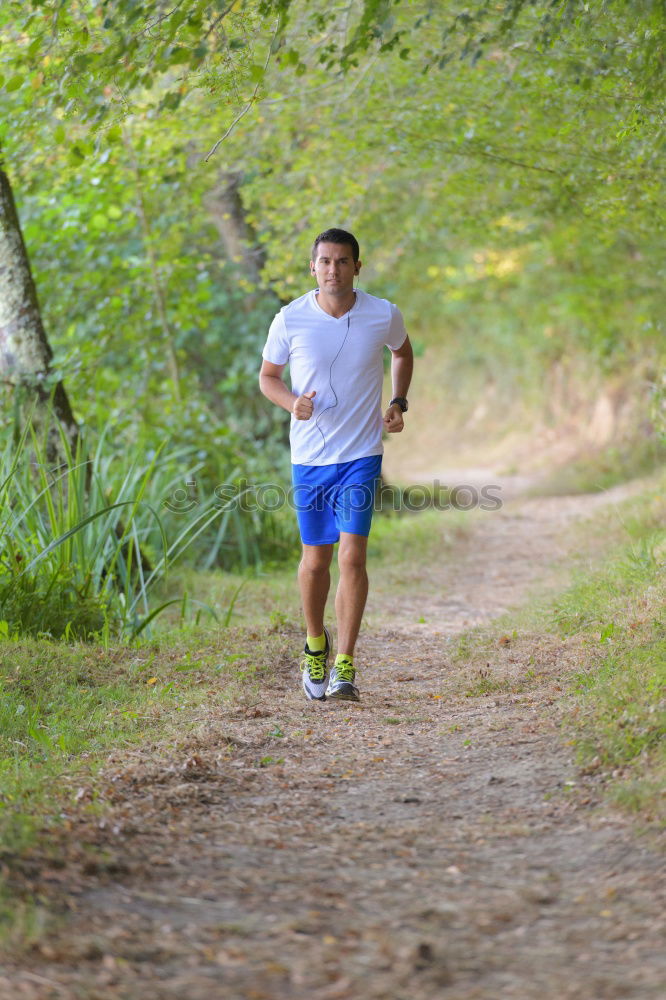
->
xmin=259 ymin=360 xmax=316 ymax=420
xmin=384 ymin=334 xmax=414 ymax=433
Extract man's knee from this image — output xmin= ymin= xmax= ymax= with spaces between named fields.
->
xmin=338 ymin=537 xmax=368 ymax=573
xmin=300 ymin=544 xmax=333 ymax=574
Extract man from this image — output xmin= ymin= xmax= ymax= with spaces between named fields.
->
xmin=259 ymin=228 xmax=413 ymax=702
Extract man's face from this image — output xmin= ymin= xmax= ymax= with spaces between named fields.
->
xmin=310 ymin=242 xmax=360 ymax=295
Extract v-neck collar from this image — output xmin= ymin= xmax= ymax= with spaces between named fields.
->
xmin=312 ymin=289 xmax=358 ymax=321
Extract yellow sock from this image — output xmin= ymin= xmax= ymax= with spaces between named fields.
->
xmin=306 ymin=632 xmax=326 ymax=652
xmin=335 ymin=653 xmax=354 ymax=667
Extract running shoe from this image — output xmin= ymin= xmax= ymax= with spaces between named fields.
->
xmin=326 ymin=656 xmax=360 ymax=702
xmin=301 ymin=627 xmax=331 ymax=701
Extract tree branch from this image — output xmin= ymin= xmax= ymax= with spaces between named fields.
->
xmin=203 ymin=2 xmax=235 ymax=42
xmin=137 ymin=0 xmax=188 ymax=39
xmin=396 ymin=129 xmax=565 ymax=176
xmin=204 ymin=20 xmax=279 ymax=162
xmin=123 ymin=129 xmax=182 ymax=402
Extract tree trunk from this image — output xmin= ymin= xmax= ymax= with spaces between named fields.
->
xmin=0 ymin=159 xmax=78 ymax=449
xmin=0 ymin=158 xmax=151 ymax=574
xmin=204 ymin=170 xmax=267 ymax=292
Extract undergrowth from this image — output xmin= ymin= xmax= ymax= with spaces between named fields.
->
xmin=532 ymin=439 xmax=666 ymax=496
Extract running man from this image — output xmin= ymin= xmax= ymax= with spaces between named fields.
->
xmin=259 ymin=228 xmax=413 ymax=702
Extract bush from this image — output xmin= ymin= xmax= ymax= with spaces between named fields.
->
xmin=0 ymin=410 xmax=296 ymax=639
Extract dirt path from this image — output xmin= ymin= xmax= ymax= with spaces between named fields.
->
xmin=2 ymin=481 xmax=664 ymax=999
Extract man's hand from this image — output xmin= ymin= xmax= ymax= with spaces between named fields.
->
xmin=293 ymin=390 xmax=316 ymax=420
xmin=383 ymin=403 xmax=404 ymax=433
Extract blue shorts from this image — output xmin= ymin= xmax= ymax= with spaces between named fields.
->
xmin=291 ymin=455 xmax=382 ymax=545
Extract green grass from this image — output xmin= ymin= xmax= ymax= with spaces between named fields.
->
xmin=532 ymin=438 xmax=666 ymax=496
xmin=0 ymin=623 xmax=287 ymax=930
xmin=370 ymin=505 xmax=468 ymax=560
xmin=152 ymin=505 xmax=471 ymax=632
xmin=559 ymin=526 xmax=666 ymax=818
xmin=570 ymin=636 xmax=665 ymax=764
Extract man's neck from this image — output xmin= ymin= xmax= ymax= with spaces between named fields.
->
xmin=316 ymin=288 xmax=357 ymax=318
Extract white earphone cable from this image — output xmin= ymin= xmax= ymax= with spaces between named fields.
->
xmin=308 ymin=309 xmax=351 ymax=463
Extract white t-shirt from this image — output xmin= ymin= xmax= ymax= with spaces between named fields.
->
xmin=262 ymin=289 xmax=407 ymax=466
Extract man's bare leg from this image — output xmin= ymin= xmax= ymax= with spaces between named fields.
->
xmin=335 ymin=532 xmax=369 ymax=656
xmin=298 ymin=543 xmax=334 ymax=637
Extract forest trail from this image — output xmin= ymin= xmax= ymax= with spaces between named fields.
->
xmin=3 ymin=478 xmax=664 ymax=1000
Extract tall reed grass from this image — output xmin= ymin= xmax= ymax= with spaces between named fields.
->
xmin=0 ymin=414 xmax=296 ymax=640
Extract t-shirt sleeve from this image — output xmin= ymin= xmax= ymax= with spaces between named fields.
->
xmin=262 ymin=311 xmax=290 ymax=365
xmin=385 ymin=303 xmax=407 ymax=350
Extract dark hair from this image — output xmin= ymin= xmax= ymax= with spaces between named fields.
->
xmin=311 ymin=228 xmax=360 ymax=263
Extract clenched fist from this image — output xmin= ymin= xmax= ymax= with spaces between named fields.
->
xmin=383 ymin=402 xmax=404 ymax=433
xmin=293 ymin=390 xmax=316 ymax=420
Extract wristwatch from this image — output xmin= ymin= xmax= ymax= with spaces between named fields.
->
xmin=389 ymin=397 xmax=409 ymax=412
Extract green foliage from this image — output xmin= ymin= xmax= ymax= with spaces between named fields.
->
xmin=233 ymin=0 xmax=665 ymax=389
xmin=3 ymin=0 xmax=663 ymax=415
xmin=12 ymin=125 xmax=286 ymax=447
xmin=0 ymin=0 xmax=407 ymax=136
xmin=534 ymin=438 xmax=666 ymax=495
xmin=651 ymin=371 xmax=666 ymax=444
xmin=0 ymin=406 xmax=298 ymax=639
xmin=0 ymin=0 xmax=663 ymax=653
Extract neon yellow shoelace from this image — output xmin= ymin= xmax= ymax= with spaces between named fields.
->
xmin=335 ymin=658 xmax=355 ymax=683
xmin=302 ymin=650 xmax=327 ymax=682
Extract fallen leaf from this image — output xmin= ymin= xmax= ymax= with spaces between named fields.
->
xmin=245 ymin=707 xmax=271 ymax=718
